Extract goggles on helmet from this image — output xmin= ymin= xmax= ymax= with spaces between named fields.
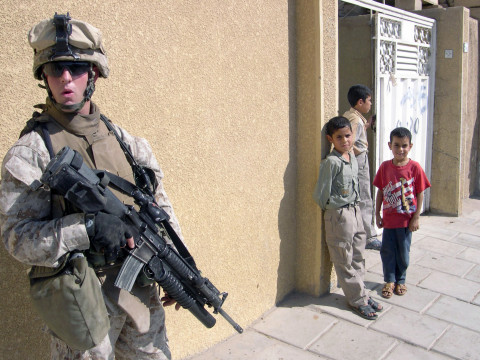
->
xmin=42 ymin=61 xmax=91 ymax=78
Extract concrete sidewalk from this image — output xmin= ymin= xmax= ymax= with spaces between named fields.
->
xmin=184 ymin=198 xmax=480 ymax=360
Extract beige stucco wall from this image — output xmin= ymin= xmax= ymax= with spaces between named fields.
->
xmin=420 ymin=7 xmax=471 ymax=215
xmin=0 ymin=1 xmax=296 ymax=359
xmin=295 ymin=0 xmax=338 ymax=296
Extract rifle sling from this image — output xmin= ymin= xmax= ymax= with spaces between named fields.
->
xmin=99 ymin=169 xmax=198 ymax=270
xmin=99 ymin=114 xmax=154 ymax=197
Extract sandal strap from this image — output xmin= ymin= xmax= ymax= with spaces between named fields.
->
xmin=358 ymin=304 xmax=376 ymax=314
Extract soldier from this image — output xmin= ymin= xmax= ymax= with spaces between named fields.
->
xmin=0 ymin=13 xmax=182 ymax=359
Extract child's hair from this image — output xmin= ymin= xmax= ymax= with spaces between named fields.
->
xmin=326 ymin=116 xmax=352 ymax=136
xmin=347 ymin=84 xmax=372 ymax=107
xmin=390 ymin=127 xmax=412 ymax=143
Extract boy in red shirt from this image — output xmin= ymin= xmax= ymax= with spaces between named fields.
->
xmin=373 ymin=127 xmax=431 ymax=299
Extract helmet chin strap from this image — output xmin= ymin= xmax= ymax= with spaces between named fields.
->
xmin=42 ymin=65 xmax=96 ymax=113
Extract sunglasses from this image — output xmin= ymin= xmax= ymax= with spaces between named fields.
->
xmin=43 ymin=61 xmax=91 ymax=77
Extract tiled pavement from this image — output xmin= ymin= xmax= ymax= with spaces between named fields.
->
xmin=184 ymin=198 xmax=480 ymax=360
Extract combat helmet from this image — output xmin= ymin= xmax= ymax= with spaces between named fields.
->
xmin=28 ymin=13 xmax=109 ymax=112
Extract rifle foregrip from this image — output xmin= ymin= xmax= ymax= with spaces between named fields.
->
xmin=150 ymin=257 xmax=216 ymax=329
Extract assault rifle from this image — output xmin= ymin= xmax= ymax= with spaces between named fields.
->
xmin=40 ymin=146 xmax=243 ymax=334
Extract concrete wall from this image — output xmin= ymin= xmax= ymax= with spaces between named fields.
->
xmin=295 ymin=0 xmax=338 ymax=297
xmin=0 ymin=1 xmax=296 ymax=359
xmin=339 ymin=16 xmax=374 ymax=114
xmin=420 ymin=7 xmax=473 ymax=215
xmin=464 ymin=17 xmax=479 ymax=198
xmin=339 ymin=15 xmax=376 ymax=182
xmin=471 ymin=9 xmax=480 ymax=196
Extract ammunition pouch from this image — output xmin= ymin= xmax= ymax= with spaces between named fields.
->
xmin=28 ymin=253 xmax=110 ymax=350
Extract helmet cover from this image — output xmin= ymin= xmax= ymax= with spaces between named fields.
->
xmin=29 ymin=13 xmax=109 ymax=79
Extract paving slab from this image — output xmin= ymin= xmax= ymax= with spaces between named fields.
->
xmin=371 ymin=281 xmax=440 ymax=313
xmin=252 ymin=307 xmax=337 ymax=349
xmin=432 ymin=325 xmax=480 ymax=360
xmin=416 ymin=224 xmax=459 ymax=241
xmin=443 ymin=222 xmax=480 ymax=238
xmin=367 ymin=261 xmax=433 ymax=286
xmin=184 ymin=329 xmax=327 ymax=360
xmin=473 ymin=293 xmax=480 ymax=306
xmin=308 ymin=320 xmax=397 ymax=360
xmin=366 ymin=261 xmax=383 ymax=277
xmin=370 ymin=306 xmax=449 ymax=349
xmin=414 ymin=236 xmax=467 ymax=257
xmin=456 ymin=247 xmax=480 ymax=264
xmin=425 ymin=295 xmax=480 ymax=332
xmin=411 ymin=231 xmax=427 ymax=244
xmin=418 ymin=271 xmax=480 ymax=302
xmin=446 ymin=232 xmax=480 ymax=250
xmin=364 ymin=270 xmax=383 ymax=291
xmin=415 ymin=253 xmax=475 ymax=277
xmin=364 ymin=249 xmax=382 ymax=270
xmin=404 ymin=263 xmax=433 ymax=285
xmin=307 ymin=292 xmax=391 ymax=328
xmin=387 ymin=342 xmax=454 ymax=360
xmin=465 ymin=265 xmax=480 ymax=283
xmin=409 ymin=246 xmax=430 ymax=264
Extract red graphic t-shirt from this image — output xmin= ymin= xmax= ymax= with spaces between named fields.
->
xmin=373 ymin=159 xmax=431 ymax=229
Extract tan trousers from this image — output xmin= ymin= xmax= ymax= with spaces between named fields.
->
xmin=356 ymin=151 xmax=377 ymax=241
xmin=324 ymin=205 xmax=368 ymax=308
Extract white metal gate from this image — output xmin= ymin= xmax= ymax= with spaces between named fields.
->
xmin=373 ymin=13 xmax=436 ymax=210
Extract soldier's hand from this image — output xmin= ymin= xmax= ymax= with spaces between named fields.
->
xmin=86 ymin=212 xmax=132 ymax=263
xmin=161 ymin=291 xmax=181 ymax=310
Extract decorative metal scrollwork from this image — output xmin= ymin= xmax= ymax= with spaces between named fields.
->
xmin=380 ymin=41 xmax=396 ymax=74
xmin=380 ymin=18 xmax=401 ymax=39
xmin=418 ymin=46 xmax=430 ymax=75
xmin=414 ymin=26 xmax=431 ymax=45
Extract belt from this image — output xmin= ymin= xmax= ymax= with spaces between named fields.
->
xmin=340 ymin=202 xmax=358 ymax=209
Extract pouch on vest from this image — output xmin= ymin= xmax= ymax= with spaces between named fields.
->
xmin=28 ymin=253 xmax=110 ymax=351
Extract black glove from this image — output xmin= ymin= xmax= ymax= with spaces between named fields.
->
xmin=85 ymin=212 xmax=132 ymax=263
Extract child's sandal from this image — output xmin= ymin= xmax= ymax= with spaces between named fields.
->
xmin=382 ymin=282 xmax=394 ymax=299
xmin=368 ymin=298 xmax=383 ymax=312
xmin=395 ymin=283 xmax=407 ymax=296
xmin=351 ymin=304 xmax=378 ymax=320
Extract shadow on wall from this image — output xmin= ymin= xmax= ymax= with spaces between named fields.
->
xmin=0 ymin=246 xmax=50 ymax=359
xmin=276 ymin=0 xmax=298 ymax=304
xmin=472 ymin=117 xmax=480 ymax=196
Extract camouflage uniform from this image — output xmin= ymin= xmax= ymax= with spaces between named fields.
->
xmin=0 ymin=13 xmax=183 ymax=360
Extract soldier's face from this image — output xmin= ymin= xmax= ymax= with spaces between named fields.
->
xmin=45 ymin=66 xmax=89 ymax=113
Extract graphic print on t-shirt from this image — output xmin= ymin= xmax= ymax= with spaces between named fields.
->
xmin=382 ymin=176 xmax=415 ymax=215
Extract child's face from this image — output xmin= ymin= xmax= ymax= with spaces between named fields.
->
xmin=327 ymin=126 xmax=353 ymax=155
xmin=356 ymin=95 xmax=372 ymax=114
xmin=388 ymin=136 xmax=413 ymax=163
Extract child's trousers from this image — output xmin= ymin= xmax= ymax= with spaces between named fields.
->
xmin=380 ymin=227 xmax=412 ymax=284
xmin=324 ymin=205 xmax=368 ymax=308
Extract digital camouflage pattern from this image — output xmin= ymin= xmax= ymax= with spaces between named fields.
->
xmin=51 ymin=283 xmax=171 ymax=360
